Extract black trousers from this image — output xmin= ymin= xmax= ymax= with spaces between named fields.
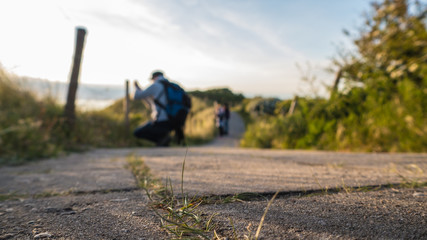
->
xmin=133 ymin=121 xmax=172 ymax=145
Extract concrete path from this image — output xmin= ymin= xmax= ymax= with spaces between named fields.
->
xmin=1 ymin=112 xmax=427 ymax=239
xmin=1 ymin=111 xmax=426 ymax=197
xmin=2 ymin=147 xmax=426 ymax=197
xmin=140 ymin=147 xmax=427 ymax=196
xmin=0 ymin=149 xmax=137 ymax=196
xmin=204 ymin=112 xmax=246 ymax=147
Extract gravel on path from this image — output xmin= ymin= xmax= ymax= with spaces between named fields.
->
xmin=1 ymin=187 xmax=425 ymax=239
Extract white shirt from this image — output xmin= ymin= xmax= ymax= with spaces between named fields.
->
xmin=134 ymin=78 xmax=168 ymax=122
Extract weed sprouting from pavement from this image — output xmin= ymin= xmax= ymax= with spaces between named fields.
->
xmin=181 ymin=148 xmax=188 ymax=198
xmin=229 ymin=217 xmax=238 ymax=240
xmin=127 ymin=152 xmax=216 ymax=239
xmin=126 ymin=153 xmax=160 ymax=189
xmin=126 ymin=151 xmax=282 ymax=239
xmin=313 ymin=174 xmax=328 ymax=194
xmin=254 ymin=191 xmax=279 ymax=240
xmin=0 ymin=193 xmax=27 ymax=201
xmin=341 ymin=179 xmax=353 ymax=194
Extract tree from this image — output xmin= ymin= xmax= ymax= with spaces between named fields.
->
xmin=335 ymin=0 xmax=427 ymax=91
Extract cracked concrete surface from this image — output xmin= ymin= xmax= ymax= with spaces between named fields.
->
xmin=1 ymin=112 xmax=426 ymax=239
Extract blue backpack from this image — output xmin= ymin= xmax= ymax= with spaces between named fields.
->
xmin=155 ymin=81 xmax=191 ymax=128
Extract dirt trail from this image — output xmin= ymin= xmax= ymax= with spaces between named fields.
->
xmin=1 ymin=112 xmax=426 ymax=239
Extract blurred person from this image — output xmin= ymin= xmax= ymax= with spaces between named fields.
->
xmin=223 ymin=103 xmax=230 ymax=135
xmin=215 ymin=103 xmax=226 ymax=136
xmin=133 ymin=70 xmax=190 ymax=146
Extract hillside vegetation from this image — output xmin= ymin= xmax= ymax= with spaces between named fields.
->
xmin=0 ymin=71 xmax=226 ymax=165
xmin=189 ymin=88 xmax=244 ymax=106
xmin=0 ymin=70 xmax=63 ymax=163
xmin=241 ymin=0 xmax=427 ymax=152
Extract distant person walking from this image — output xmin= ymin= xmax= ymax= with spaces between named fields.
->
xmin=215 ymin=103 xmax=227 ymax=136
xmin=223 ymin=103 xmax=230 ymax=135
xmin=133 ymin=70 xmax=190 ymax=146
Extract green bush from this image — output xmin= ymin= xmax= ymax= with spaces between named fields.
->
xmin=241 ymin=0 xmax=427 ymax=152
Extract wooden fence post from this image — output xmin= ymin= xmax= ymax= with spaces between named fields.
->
xmin=124 ymin=80 xmax=130 ymax=134
xmin=330 ymin=69 xmax=342 ymax=98
xmin=64 ymin=27 xmax=87 ymax=131
xmin=288 ymin=96 xmax=298 ymax=115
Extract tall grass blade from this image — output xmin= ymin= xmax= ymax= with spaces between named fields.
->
xmin=229 ymin=217 xmax=237 ymax=240
xmin=206 ymin=213 xmax=218 ymax=231
xmin=255 ymin=190 xmax=279 ymax=240
xmin=213 ymin=230 xmax=220 ymax=240
xmin=181 ymin=147 xmax=189 ymax=199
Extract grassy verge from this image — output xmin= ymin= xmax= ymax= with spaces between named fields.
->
xmin=0 ymin=67 xmax=216 ymax=165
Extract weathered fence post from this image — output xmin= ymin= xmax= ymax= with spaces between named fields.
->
xmin=124 ymin=80 xmax=130 ymax=134
xmin=64 ymin=27 xmax=87 ymax=131
xmin=288 ymin=96 xmax=298 ymax=115
xmin=330 ymin=69 xmax=342 ymax=98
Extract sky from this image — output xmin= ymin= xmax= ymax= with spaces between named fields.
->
xmin=0 ymin=0 xmax=373 ymax=99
